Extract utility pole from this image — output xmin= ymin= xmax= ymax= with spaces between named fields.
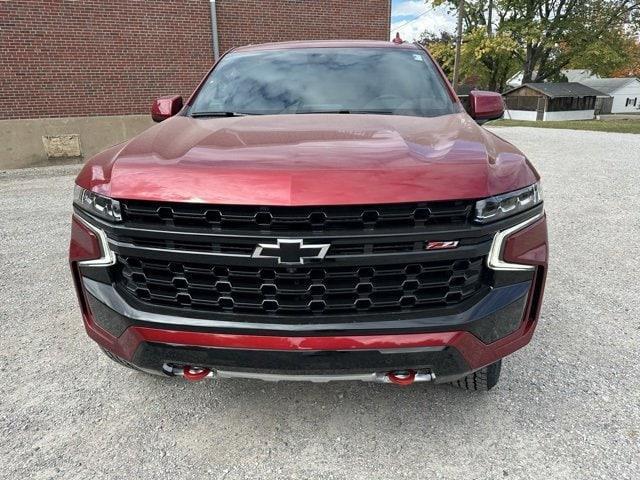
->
xmin=452 ymin=0 xmax=465 ymax=91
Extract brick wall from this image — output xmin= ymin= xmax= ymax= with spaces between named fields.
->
xmin=215 ymin=0 xmax=391 ymax=54
xmin=0 ymin=0 xmax=390 ymax=120
xmin=0 ymin=0 xmax=214 ymax=120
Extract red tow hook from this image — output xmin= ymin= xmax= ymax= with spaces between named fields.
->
xmin=386 ymin=370 xmax=416 ymax=386
xmin=182 ymin=366 xmax=211 ymax=382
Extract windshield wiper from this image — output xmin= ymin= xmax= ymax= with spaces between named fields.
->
xmin=190 ymin=111 xmax=249 ymax=118
xmin=347 ymin=109 xmax=397 ymax=115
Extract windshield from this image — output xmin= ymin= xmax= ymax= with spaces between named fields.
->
xmin=190 ymin=48 xmax=456 ymax=117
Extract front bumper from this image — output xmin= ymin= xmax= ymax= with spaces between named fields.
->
xmin=70 ymin=209 xmax=548 ymax=383
xmin=75 ymin=269 xmax=544 ymax=383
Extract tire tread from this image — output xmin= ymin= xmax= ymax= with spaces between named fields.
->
xmin=451 ymin=360 xmax=501 ymax=391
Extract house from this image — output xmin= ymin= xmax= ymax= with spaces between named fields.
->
xmin=561 ymin=69 xmax=599 ymax=83
xmin=581 ymin=78 xmax=640 ymax=114
xmin=503 ymin=83 xmax=603 ymax=121
xmin=506 ymin=69 xmax=598 ymax=89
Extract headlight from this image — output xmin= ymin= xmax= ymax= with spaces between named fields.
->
xmin=73 ymin=185 xmax=122 ymax=222
xmin=474 ymin=182 xmax=542 ymax=223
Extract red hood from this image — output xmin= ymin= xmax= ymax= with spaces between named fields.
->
xmin=76 ymin=113 xmax=538 ymax=205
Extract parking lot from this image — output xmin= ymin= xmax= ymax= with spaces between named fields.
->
xmin=1 ymin=127 xmax=638 ymax=479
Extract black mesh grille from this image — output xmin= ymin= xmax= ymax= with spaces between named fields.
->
xmin=109 ymin=200 xmax=491 ymax=319
xmin=116 ymin=255 xmax=486 ymax=316
xmin=120 ymin=200 xmax=473 ymax=232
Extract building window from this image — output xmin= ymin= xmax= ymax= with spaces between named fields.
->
xmin=626 ymin=98 xmax=638 ymax=107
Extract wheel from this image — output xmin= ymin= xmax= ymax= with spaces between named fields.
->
xmin=451 ymin=359 xmax=502 ymax=391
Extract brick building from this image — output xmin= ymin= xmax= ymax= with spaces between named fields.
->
xmin=0 ymin=0 xmax=391 ymax=168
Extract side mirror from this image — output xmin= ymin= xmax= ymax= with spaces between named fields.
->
xmin=151 ymin=95 xmax=183 ymax=122
xmin=468 ymin=91 xmax=504 ymax=123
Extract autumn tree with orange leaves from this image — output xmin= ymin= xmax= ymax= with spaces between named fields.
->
xmin=423 ymin=0 xmax=640 ymax=91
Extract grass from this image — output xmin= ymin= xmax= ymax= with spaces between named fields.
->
xmin=488 ymin=118 xmax=640 ymax=134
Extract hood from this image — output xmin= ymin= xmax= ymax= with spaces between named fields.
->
xmin=77 ymin=113 xmax=538 ymax=205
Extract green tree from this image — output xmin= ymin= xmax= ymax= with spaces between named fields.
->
xmin=425 ymin=0 xmax=640 ymax=88
xmin=568 ymin=28 xmax=640 ymax=77
xmin=421 ymin=28 xmax=520 ymax=91
xmin=421 ymin=32 xmax=457 ymax=77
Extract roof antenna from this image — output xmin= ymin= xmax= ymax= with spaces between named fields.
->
xmin=392 ymin=32 xmax=404 ymax=44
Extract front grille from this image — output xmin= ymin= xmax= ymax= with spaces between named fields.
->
xmin=104 ymin=200 xmax=493 ymax=320
xmin=120 ymin=200 xmax=473 ymax=232
xmin=116 ymin=255 xmax=486 ymax=316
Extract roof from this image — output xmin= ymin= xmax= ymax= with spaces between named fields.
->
xmin=506 ymin=82 xmax=604 ymax=98
xmin=562 ymin=69 xmax=598 ymax=82
xmin=233 ymin=40 xmax=418 ymax=53
xmin=580 ymin=78 xmax=639 ymax=94
xmin=507 ymin=69 xmax=597 ymax=88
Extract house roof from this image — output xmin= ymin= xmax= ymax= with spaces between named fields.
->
xmin=506 ymin=82 xmax=604 ymax=98
xmin=580 ymin=78 xmax=639 ymax=95
xmin=562 ymin=69 xmax=597 ymax=82
xmin=506 ymin=70 xmax=598 ymax=88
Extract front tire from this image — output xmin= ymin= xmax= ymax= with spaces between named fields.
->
xmin=451 ymin=359 xmax=502 ymax=391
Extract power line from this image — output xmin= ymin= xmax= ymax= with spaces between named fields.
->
xmin=391 ymin=7 xmax=436 ymax=33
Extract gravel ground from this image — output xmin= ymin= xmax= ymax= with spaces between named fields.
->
xmin=1 ymin=127 xmax=638 ymax=479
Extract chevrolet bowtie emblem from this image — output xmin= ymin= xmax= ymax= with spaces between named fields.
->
xmin=252 ymin=239 xmax=330 ymax=265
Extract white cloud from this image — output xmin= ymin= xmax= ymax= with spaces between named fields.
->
xmin=390 ymin=1 xmax=456 ymax=41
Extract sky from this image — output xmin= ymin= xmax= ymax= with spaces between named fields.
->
xmin=390 ymin=0 xmax=456 ymax=41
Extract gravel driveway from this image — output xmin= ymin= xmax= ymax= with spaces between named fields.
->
xmin=1 ymin=127 xmax=638 ymax=480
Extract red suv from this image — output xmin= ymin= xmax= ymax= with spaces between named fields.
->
xmin=70 ymin=40 xmax=547 ymax=390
